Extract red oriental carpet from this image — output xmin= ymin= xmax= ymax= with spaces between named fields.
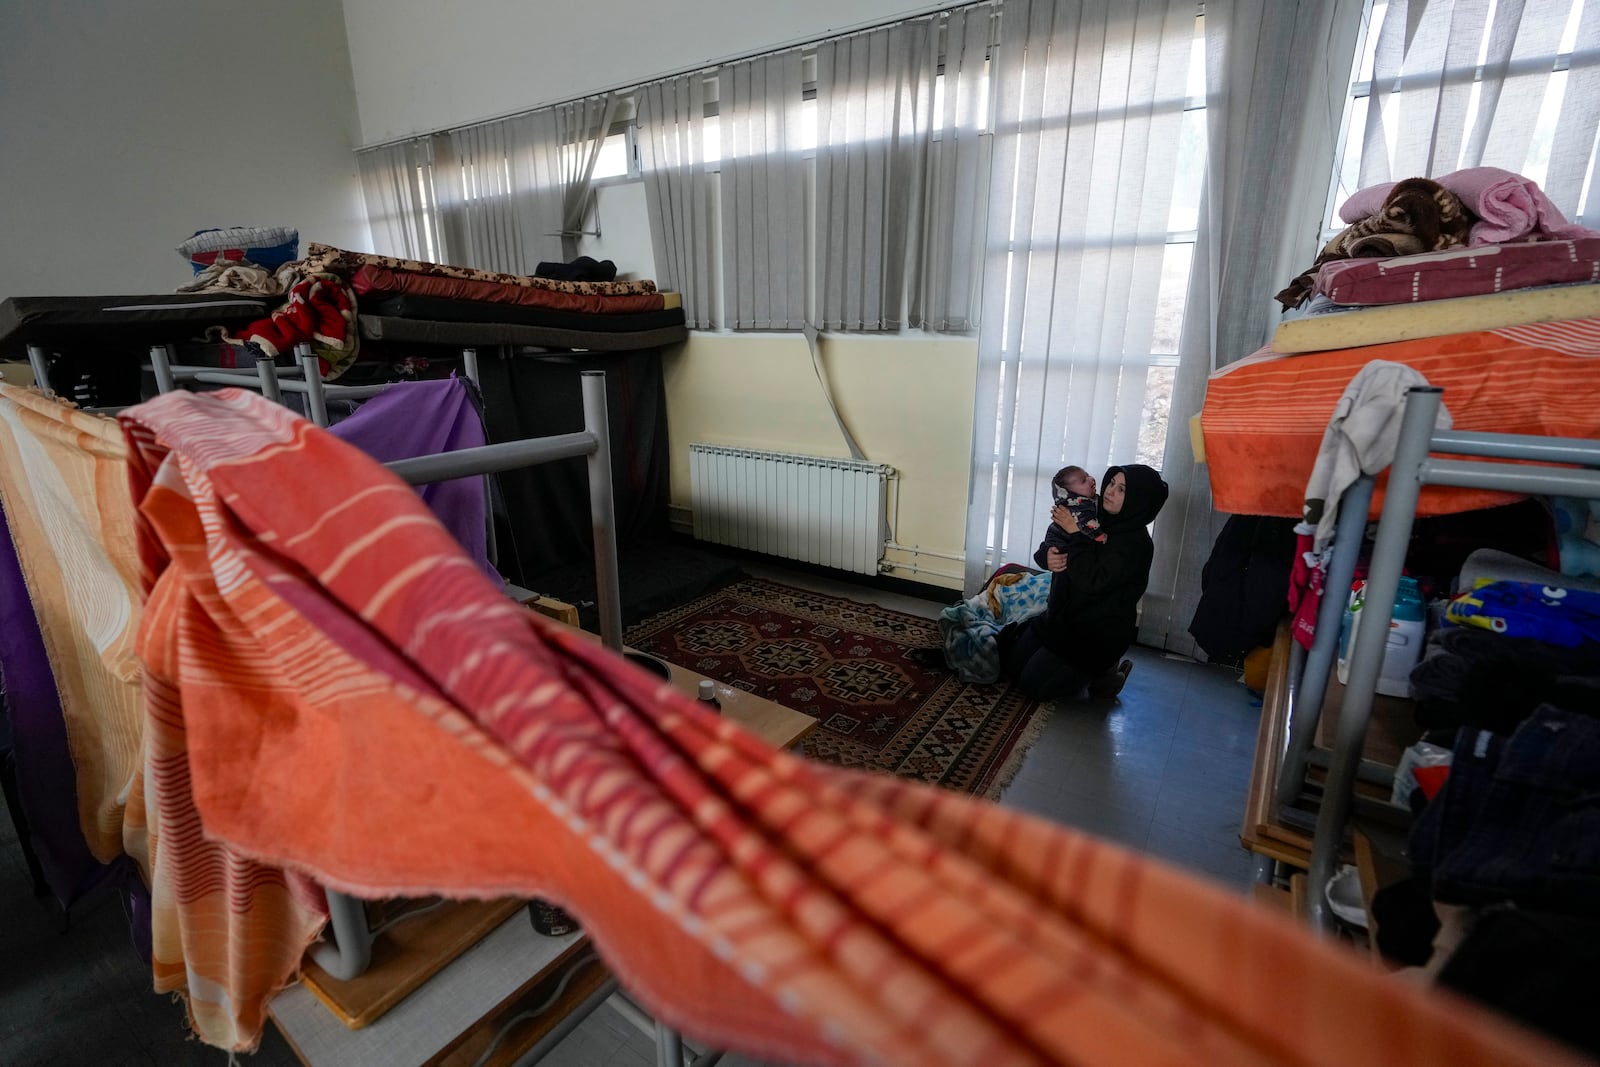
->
xmin=624 ymin=578 xmax=1049 ymax=798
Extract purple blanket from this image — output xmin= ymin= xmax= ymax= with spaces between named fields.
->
xmin=329 ymin=375 xmax=493 ymax=575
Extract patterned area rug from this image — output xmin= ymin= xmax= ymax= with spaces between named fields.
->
xmin=624 ymin=578 xmax=1048 ymax=798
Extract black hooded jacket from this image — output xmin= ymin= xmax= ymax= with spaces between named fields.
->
xmin=1027 ymin=464 xmax=1169 ymax=675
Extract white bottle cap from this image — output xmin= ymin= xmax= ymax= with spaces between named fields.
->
xmin=698 ymin=680 xmax=716 ymax=701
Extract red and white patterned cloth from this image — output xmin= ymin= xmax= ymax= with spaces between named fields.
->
xmin=115 ymin=387 xmax=1581 ymax=1066
xmin=1315 ymin=238 xmax=1600 ymax=306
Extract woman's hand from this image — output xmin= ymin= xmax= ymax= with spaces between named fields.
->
xmin=1046 ymin=547 xmax=1068 ymax=572
xmin=1051 ymin=503 xmax=1079 ymax=534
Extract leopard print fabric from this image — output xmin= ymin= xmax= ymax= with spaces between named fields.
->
xmin=301 ymin=243 xmax=658 ymax=296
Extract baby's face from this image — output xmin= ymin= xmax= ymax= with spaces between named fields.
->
xmin=1065 ymin=472 xmax=1096 ymax=497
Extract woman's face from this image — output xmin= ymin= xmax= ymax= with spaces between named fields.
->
xmin=1102 ymin=472 xmax=1127 ymax=515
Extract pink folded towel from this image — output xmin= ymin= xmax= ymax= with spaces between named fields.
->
xmin=1339 ymin=167 xmax=1596 ymax=245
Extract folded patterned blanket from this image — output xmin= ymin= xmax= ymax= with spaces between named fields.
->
xmin=175 ymin=257 xmax=293 ymax=297
xmin=1277 ymin=178 xmax=1474 ymax=310
xmin=1340 ymin=167 xmax=1597 ymax=246
xmin=116 ymin=386 xmax=1577 ymax=1066
xmin=302 ymin=242 xmax=658 ymax=296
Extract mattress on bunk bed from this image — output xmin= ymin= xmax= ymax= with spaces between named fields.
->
xmin=369 ymin=293 xmax=686 ymax=332
xmin=0 ymin=293 xmax=277 ymax=352
xmin=304 ymin=242 xmax=657 ymax=295
xmin=357 ymin=313 xmax=689 ymax=352
xmin=1201 ymin=316 xmax=1600 ymax=519
xmin=1273 ymin=282 xmax=1600 ymax=353
xmin=348 ymin=264 xmax=671 ymax=314
xmin=1314 ymin=237 xmax=1600 ymax=306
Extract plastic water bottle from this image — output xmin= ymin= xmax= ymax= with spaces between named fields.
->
xmin=698 ymin=680 xmax=722 ymax=712
xmin=1337 ymin=576 xmax=1426 ymax=697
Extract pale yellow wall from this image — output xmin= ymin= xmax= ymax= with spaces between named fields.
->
xmin=662 ymin=332 xmax=977 ymax=590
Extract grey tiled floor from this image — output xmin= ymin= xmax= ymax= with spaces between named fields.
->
xmin=0 ymin=564 xmax=1258 ymax=1065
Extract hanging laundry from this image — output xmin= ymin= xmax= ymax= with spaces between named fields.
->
xmin=0 ymin=385 xmax=148 ymax=875
xmin=1301 ymin=361 xmax=1451 ymax=555
xmin=115 ymin=386 xmax=1578 ymax=1066
xmin=1287 ymin=362 xmax=1451 ymax=647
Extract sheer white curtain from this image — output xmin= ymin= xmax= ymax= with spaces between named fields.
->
xmin=1356 ymin=0 xmax=1600 ymax=217
xmin=719 ymin=50 xmax=809 ymax=331
xmin=963 ymin=0 xmax=1196 ymax=594
xmin=356 ymin=139 xmax=440 ymax=261
xmin=638 ymin=75 xmax=719 ymax=329
xmin=1141 ymin=0 xmax=1365 ymax=652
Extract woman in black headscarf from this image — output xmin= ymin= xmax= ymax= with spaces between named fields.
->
xmin=998 ymin=464 xmax=1169 ymax=701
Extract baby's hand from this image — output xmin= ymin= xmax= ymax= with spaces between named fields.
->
xmin=1051 ymin=504 xmax=1079 ymax=534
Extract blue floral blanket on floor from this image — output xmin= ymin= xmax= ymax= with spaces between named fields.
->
xmin=937 ymin=571 xmax=1052 ymax=684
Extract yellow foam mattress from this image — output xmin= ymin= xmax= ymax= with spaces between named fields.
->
xmin=1273 ymin=283 xmax=1600 ymax=353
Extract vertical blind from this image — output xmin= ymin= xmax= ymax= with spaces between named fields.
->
xmin=718 ymin=50 xmax=810 ymax=330
xmin=638 ymin=75 xmax=720 ymax=329
xmin=1355 ymin=0 xmax=1600 ymax=219
xmin=964 ymin=0 xmax=1196 ymax=594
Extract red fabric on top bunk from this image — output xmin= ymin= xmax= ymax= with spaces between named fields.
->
xmin=348 ymin=265 xmax=668 ymax=314
xmin=1200 ymin=318 xmax=1600 ymax=519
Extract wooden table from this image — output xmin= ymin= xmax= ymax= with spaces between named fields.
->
xmin=270 ymin=613 xmax=817 ymax=1066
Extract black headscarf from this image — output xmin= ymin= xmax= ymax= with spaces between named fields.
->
xmin=1096 ymin=464 xmax=1169 ymax=533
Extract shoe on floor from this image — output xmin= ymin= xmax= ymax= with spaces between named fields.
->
xmin=1087 ymin=659 xmax=1133 ymax=699
xmin=907 ymin=646 xmax=949 ymax=671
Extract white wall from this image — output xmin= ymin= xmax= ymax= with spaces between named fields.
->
xmin=0 ymin=1 xmax=368 ymax=298
xmin=342 ymin=0 xmax=953 ymax=144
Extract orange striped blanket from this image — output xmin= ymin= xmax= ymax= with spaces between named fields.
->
xmin=1201 ymin=317 xmax=1600 ymax=518
xmin=0 ymin=385 xmax=148 ymax=873
xmin=120 ymin=388 xmax=1581 ymax=1065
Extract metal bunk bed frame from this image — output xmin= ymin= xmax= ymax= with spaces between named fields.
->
xmin=1270 ymin=386 xmax=1600 ymax=931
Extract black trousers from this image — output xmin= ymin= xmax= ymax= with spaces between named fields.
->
xmin=1001 ymin=625 xmax=1090 ymax=701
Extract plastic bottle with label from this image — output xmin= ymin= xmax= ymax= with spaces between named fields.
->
xmin=1337 ymin=575 xmax=1426 ymax=697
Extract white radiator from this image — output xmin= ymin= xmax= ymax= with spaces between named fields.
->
xmin=689 ymin=445 xmax=893 ymax=575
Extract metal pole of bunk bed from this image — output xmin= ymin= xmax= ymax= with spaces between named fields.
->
xmin=1305 ymin=388 xmax=1441 ymax=930
xmin=655 ymin=1022 xmax=685 ymax=1067
xmin=1274 ymin=475 xmax=1376 ymax=813
xmin=1304 ymin=389 xmax=1600 ymax=929
xmin=147 ymin=345 xmax=176 ymax=395
xmin=504 ymin=976 xmax=622 ymax=1067
xmin=26 ymin=345 xmax=52 ymax=396
xmin=582 ymin=371 xmax=624 ymax=653
xmin=458 ymin=347 xmax=499 ymax=569
xmin=384 ymin=374 xmax=624 ymax=654
xmin=297 ymin=343 xmax=329 ymax=428
xmin=255 ymin=355 xmax=282 ymax=405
